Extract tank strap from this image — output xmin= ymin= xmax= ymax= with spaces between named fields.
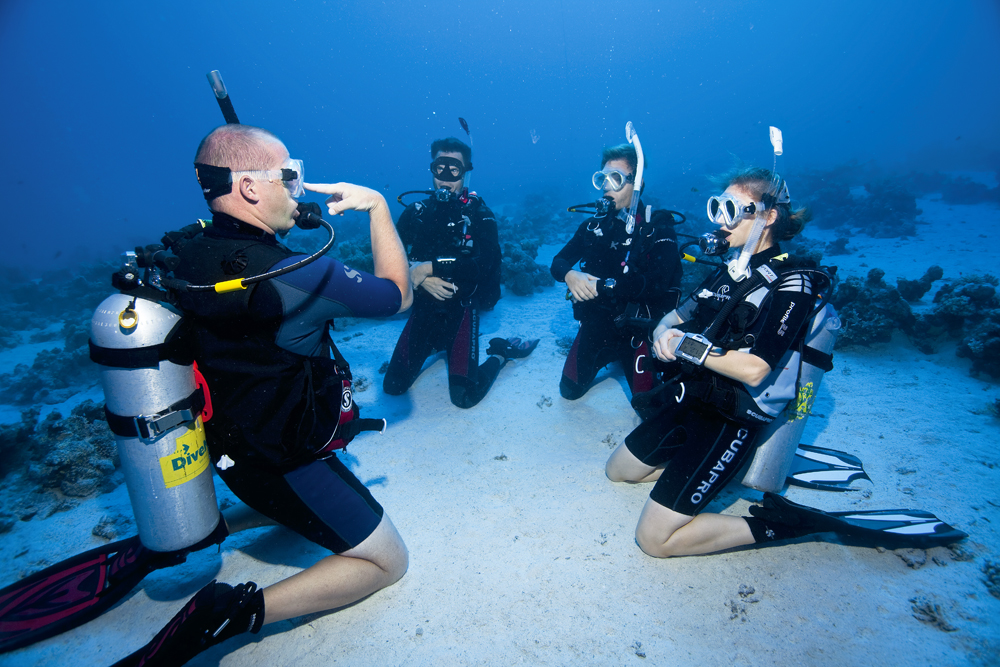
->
xmin=802 ymin=345 xmax=833 ymax=372
xmin=89 ymin=337 xmax=192 ymax=369
xmin=104 ymin=387 xmax=206 ymax=440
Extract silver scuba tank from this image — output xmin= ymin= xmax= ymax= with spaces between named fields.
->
xmin=741 ymin=303 xmax=841 ymax=492
xmin=90 ymin=292 xmax=220 ymax=552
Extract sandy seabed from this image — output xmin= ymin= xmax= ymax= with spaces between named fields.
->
xmin=2 ymin=195 xmax=999 ymax=666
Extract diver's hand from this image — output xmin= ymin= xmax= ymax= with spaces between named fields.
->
xmin=652 ymin=328 xmax=684 ymax=362
xmin=421 ymin=276 xmax=458 ymax=301
xmin=303 ymin=183 xmax=388 ymax=216
xmin=565 ymin=270 xmax=600 ymax=302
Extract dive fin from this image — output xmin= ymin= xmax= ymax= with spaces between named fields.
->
xmin=487 ymin=337 xmax=539 ymax=360
xmin=787 ymin=444 xmax=871 ymax=491
xmin=752 ymin=492 xmax=968 ymax=549
xmin=0 ymin=518 xmax=227 ymax=654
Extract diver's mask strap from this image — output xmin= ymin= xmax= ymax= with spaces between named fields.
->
xmin=194 ymin=163 xmax=233 ymax=201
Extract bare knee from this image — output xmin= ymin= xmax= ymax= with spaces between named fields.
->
xmin=635 ymin=522 xmax=678 ymax=558
xmin=346 ymin=514 xmax=408 ymax=585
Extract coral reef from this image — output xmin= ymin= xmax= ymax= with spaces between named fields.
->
xmin=896 ymin=265 xmax=943 ymax=302
xmin=0 ymin=323 xmax=96 ymax=405
xmin=501 ymin=240 xmax=554 ymax=296
xmin=0 ymin=400 xmax=120 ymax=504
xmin=797 ymin=166 xmax=920 ymax=238
xmin=831 ymin=268 xmax=916 ymax=348
xmin=904 ymin=273 xmax=1000 ymax=377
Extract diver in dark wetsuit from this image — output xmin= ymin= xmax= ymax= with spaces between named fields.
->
xmin=605 ymin=166 xmax=828 ymax=558
xmin=383 ymin=137 xmax=537 ymax=409
xmin=551 ymin=144 xmax=681 ymax=406
xmin=112 ymin=124 xmax=412 ymax=666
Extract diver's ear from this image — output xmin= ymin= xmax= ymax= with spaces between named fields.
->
xmin=238 ymin=174 xmax=261 ymax=203
xmin=765 ymin=207 xmax=778 ymax=226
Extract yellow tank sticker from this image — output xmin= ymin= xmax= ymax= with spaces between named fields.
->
xmin=159 ymin=418 xmax=210 ymax=488
xmin=794 ymin=382 xmax=816 ymax=420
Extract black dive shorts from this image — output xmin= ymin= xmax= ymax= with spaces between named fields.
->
xmin=624 ymin=399 xmax=760 ymax=516
xmin=218 ymin=454 xmax=384 ymax=554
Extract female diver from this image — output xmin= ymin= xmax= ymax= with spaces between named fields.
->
xmin=604 ymin=166 xmax=821 ymax=557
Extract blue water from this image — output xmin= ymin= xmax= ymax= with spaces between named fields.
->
xmin=1 ymin=0 xmax=997 ymax=272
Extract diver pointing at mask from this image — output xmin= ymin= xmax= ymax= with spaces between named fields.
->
xmin=551 ymin=136 xmax=682 ymax=409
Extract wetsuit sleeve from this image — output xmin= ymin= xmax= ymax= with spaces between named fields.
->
xmin=266 ymin=255 xmax=403 ymax=319
xmin=550 ymin=222 xmax=589 ymax=281
xmin=749 ymin=273 xmax=816 ymax=368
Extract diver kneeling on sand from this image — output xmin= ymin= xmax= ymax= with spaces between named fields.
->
xmin=551 ymin=138 xmax=682 ymax=413
xmin=104 ymin=124 xmax=413 ymax=665
xmin=606 ymin=160 xmax=967 ymax=557
xmin=384 ymin=136 xmax=538 ymax=409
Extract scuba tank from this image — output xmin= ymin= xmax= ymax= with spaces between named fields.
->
xmin=90 ymin=268 xmax=219 ymax=553
xmin=741 ymin=302 xmax=841 ymax=492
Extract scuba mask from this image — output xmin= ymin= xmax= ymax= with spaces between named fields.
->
xmin=592 ymin=168 xmax=634 ymax=192
xmin=707 ymin=194 xmax=766 ymax=230
xmin=430 ymin=156 xmax=471 ymax=183
xmin=195 ymin=159 xmax=305 ymax=200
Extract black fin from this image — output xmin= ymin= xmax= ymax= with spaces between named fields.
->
xmin=756 ymin=493 xmax=968 ymax=549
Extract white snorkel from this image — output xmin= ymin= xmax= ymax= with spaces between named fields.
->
xmin=727 ymin=126 xmax=785 ymax=282
xmin=624 ymin=121 xmax=644 ymax=235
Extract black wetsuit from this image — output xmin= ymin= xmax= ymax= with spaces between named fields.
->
xmin=172 ymin=212 xmax=402 ymax=553
xmin=550 ymin=203 xmax=681 ymax=401
xmin=383 ymin=193 xmax=503 ymax=409
xmin=625 ymin=245 xmax=819 ymax=516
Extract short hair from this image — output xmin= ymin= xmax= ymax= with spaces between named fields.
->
xmin=194 ymin=124 xmax=282 ymax=170
xmin=431 ymin=137 xmax=472 ymax=166
xmin=717 ymin=165 xmax=812 ymax=241
xmin=601 ymin=144 xmax=644 ymax=174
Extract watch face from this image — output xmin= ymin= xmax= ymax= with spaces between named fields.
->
xmin=677 ymin=336 xmax=710 ymax=359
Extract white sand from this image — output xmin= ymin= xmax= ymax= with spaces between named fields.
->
xmin=1 ymin=196 xmax=999 ymax=666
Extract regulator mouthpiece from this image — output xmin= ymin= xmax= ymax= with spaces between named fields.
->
xmin=699 ymin=230 xmax=731 ymax=256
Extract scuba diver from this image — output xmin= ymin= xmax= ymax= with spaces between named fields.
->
xmin=102 ymin=124 xmax=413 ymax=665
xmin=383 ymin=137 xmax=538 ymax=409
xmin=605 ymin=163 xmax=966 ymax=557
xmin=551 ymin=143 xmax=682 ymax=409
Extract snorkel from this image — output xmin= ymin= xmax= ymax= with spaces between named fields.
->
xmin=726 ymin=126 xmax=785 ymax=282
xmin=624 ymin=121 xmax=644 ymax=235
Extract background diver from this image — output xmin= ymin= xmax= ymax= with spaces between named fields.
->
xmin=383 ymin=137 xmax=538 ymax=408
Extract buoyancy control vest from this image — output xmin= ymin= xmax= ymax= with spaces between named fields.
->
xmin=676 ymin=253 xmax=834 ymax=425
xmin=403 ymin=194 xmax=501 ymax=310
xmin=573 ymin=204 xmax=682 ymax=325
xmin=168 ymin=220 xmax=382 ymax=471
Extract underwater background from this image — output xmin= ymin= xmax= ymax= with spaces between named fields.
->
xmin=1 ymin=0 xmax=998 ymax=272
xmin=1 ymin=2 xmax=1000 ymax=665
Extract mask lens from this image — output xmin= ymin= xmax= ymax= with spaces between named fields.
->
xmin=709 ymin=197 xmax=721 ymax=220
xmin=283 ymin=159 xmax=304 ymax=198
xmin=430 ymin=158 xmax=464 ymax=182
xmin=724 ymin=199 xmax=738 ymax=221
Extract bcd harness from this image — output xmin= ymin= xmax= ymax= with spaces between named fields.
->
xmin=647 ymin=255 xmax=835 ymax=426
xmin=90 ymin=218 xmax=385 ymax=470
